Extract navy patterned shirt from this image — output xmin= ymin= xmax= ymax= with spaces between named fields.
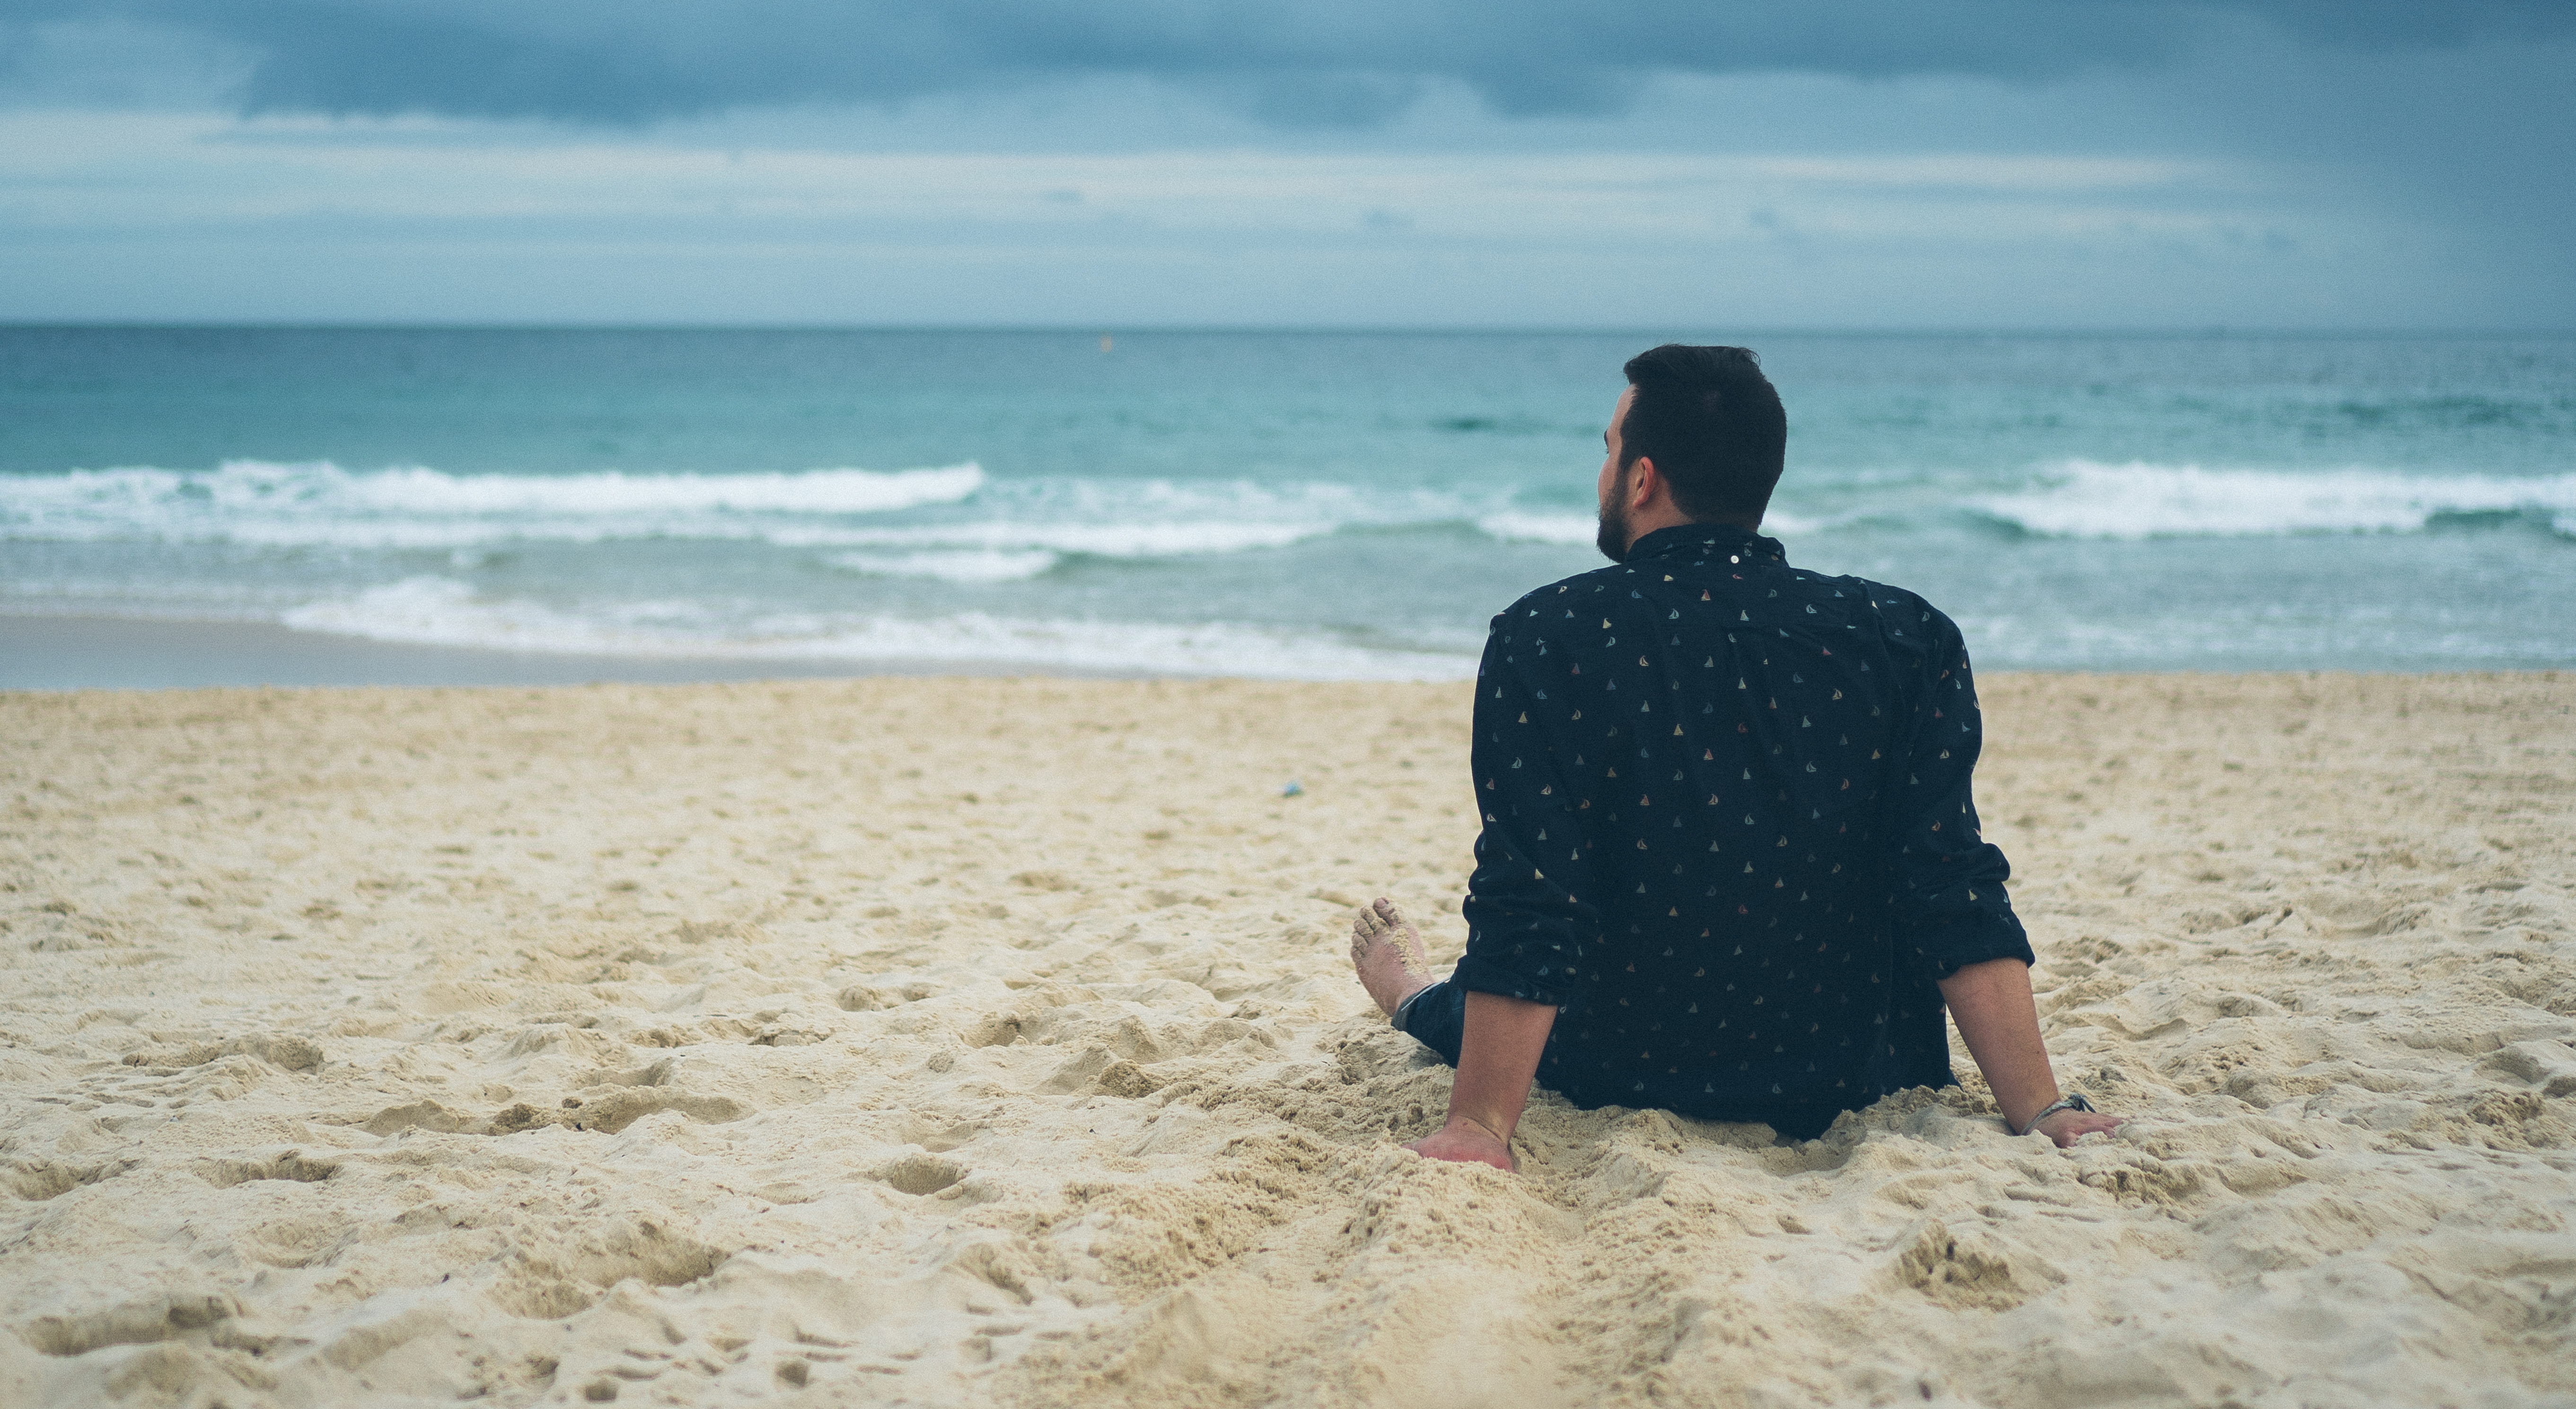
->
xmin=1454 ymin=522 xmax=2033 ymax=1132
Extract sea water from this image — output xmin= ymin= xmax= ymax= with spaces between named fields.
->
xmin=3 ymin=327 xmax=2571 ymax=682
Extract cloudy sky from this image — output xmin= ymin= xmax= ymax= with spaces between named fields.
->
xmin=2 ymin=1 xmax=2569 ymax=327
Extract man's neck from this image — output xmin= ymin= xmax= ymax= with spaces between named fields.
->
xmin=1619 ymin=502 xmax=1694 ymax=549
xmin=1626 ymin=511 xmax=1760 ymax=555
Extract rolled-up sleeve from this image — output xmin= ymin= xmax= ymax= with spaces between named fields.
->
xmin=1883 ymin=606 xmax=2034 ymax=979
xmin=1454 ymin=610 xmax=1601 ymax=1006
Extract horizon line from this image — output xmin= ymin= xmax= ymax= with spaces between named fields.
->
xmin=5 ymin=320 xmax=2573 ymax=339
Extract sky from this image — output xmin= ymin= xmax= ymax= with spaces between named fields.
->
xmin=1 ymin=1 xmax=2570 ymax=329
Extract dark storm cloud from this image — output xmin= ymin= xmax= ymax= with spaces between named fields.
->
xmin=1 ymin=0 xmax=2567 ymax=125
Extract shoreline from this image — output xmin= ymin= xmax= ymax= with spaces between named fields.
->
xmin=7 ymin=614 xmax=2571 ymax=693
xmin=0 ymin=614 xmax=1153 ymax=691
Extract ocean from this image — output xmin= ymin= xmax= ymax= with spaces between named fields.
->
xmin=4 ymin=327 xmax=2572 ymax=686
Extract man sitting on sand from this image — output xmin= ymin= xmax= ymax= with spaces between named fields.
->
xmin=1351 ymin=344 xmax=2123 ymax=1170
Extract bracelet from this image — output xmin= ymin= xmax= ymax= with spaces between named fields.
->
xmin=2011 ymin=1092 xmax=2095 ymax=1136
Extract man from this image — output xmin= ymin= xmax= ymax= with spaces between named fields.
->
xmin=1350 ymin=344 xmax=2121 ymax=1171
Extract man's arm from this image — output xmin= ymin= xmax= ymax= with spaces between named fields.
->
xmin=1451 ymin=617 xmax=1600 ymax=1009
xmin=1408 ymin=992 xmax=1556 ymax=1170
xmin=1418 ymin=608 xmax=1600 ymax=1170
xmin=1880 ymin=604 xmax=2034 ymax=982
xmin=1939 ymin=958 xmax=2123 ymax=1148
xmin=1882 ymin=606 xmax=2116 ymax=1146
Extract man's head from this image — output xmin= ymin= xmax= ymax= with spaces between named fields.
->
xmin=1595 ymin=344 xmax=1788 ymax=562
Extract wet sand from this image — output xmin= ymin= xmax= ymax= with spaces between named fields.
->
xmin=0 ymin=616 xmax=1102 ymax=691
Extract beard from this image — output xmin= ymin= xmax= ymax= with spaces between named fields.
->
xmin=1595 ymin=493 xmax=1632 ymax=563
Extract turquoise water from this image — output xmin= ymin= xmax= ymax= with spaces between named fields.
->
xmin=4 ymin=327 xmax=2572 ymax=679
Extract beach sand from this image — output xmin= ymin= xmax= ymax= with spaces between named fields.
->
xmin=3 ymin=673 xmax=2571 ymax=1408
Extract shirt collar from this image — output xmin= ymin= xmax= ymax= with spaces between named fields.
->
xmin=1627 ymin=521 xmax=1787 ymax=566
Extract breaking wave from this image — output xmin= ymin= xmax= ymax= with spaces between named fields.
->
xmin=278 ymin=576 xmax=1478 ymax=681
xmin=0 ymin=459 xmax=991 ymax=548
xmin=0 ymin=460 xmax=1600 ymax=556
xmin=1978 ymin=461 xmax=2576 ymax=539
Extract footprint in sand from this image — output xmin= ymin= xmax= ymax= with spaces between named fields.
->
xmin=197 ymin=1149 xmax=338 ymax=1187
xmin=873 ymin=1150 xmax=967 ymax=1196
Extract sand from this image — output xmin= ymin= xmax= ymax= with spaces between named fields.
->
xmin=2 ymin=672 xmax=2571 ymax=1409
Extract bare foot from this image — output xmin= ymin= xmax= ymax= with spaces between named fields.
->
xmin=1349 ymin=897 xmax=1433 ymax=1021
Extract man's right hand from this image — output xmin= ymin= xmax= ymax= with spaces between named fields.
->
xmin=1406 ymin=1116 xmax=1517 ymax=1171
xmin=2030 ymin=1107 xmax=2124 ymax=1148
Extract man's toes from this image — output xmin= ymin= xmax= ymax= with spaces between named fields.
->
xmin=1372 ymin=899 xmax=1426 ymax=962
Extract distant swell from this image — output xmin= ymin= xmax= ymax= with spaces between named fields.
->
xmin=1978 ymin=461 xmax=2576 ymax=539
xmin=279 ymin=577 xmax=1478 ymax=680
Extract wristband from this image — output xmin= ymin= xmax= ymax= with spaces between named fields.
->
xmin=2011 ymin=1091 xmax=2095 ymax=1136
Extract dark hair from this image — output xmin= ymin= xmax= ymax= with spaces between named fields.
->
xmin=1618 ymin=344 xmax=1787 ymax=523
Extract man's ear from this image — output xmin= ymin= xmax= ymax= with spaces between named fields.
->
xmin=1627 ymin=455 xmax=1659 ymax=506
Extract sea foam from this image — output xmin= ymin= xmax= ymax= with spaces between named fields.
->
xmin=1476 ymin=512 xmax=1596 ymax=546
xmin=0 ymin=461 xmax=1493 ymax=557
xmin=280 ymin=577 xmax=1478 ymax=681
xmin=0 ymin=459 xmax=988 ymax=547
xmin=1475 ymin=508 xmax=1836 ymax=544
xmin=786 ymin=520 xmax=1333 ymax=557
xmin=827 ymin=550 xmax=1064 ymax=583
xmin=1980 ymin=461 xmax=2576 ymax=539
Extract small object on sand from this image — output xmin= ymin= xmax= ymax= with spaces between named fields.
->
xmin=1282 ymin=780 xmax=1304 ymax=797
